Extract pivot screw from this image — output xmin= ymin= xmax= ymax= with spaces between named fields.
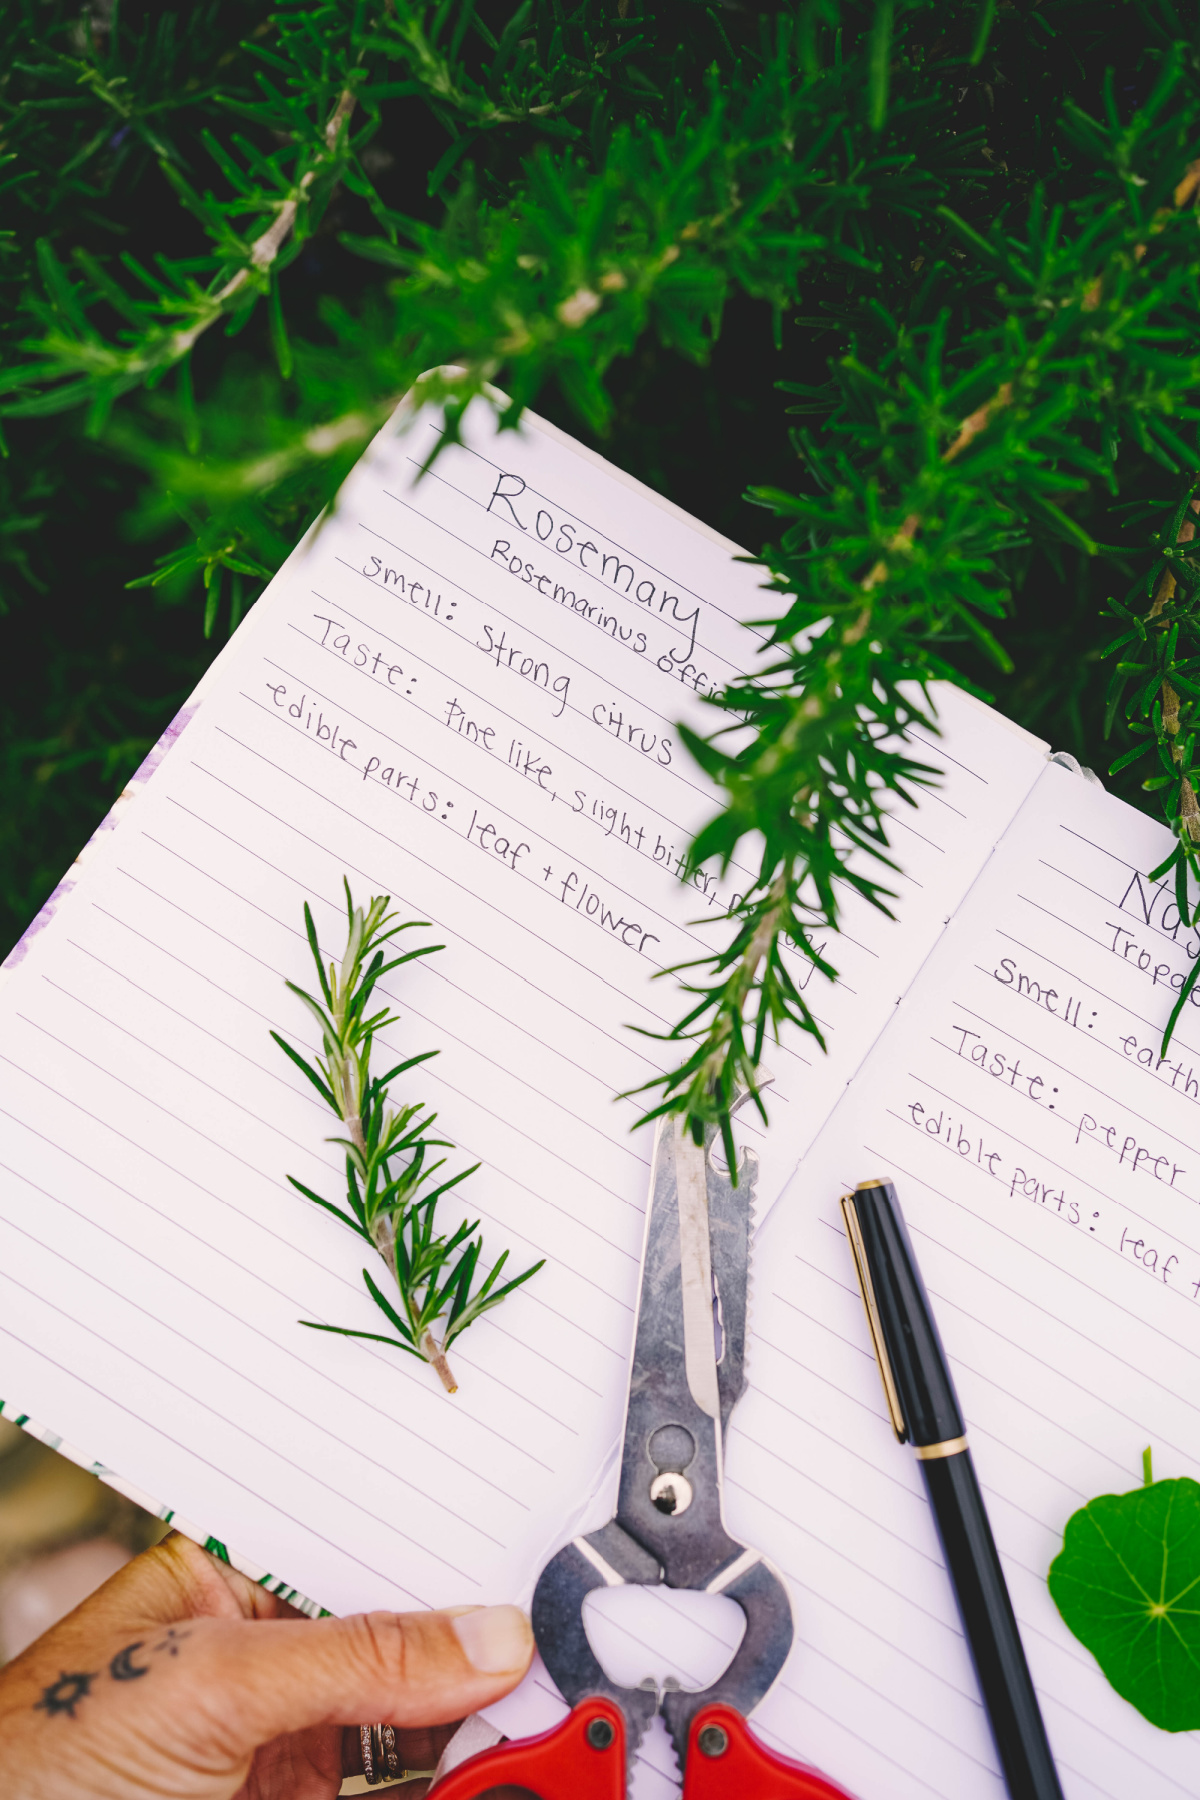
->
xmin=698 ymin=1725 xmax=728 ymax=1758
xmin=586 ymin=1718 xmax=616 ymax=1751
xmin=649 ymin=1471 xmax=694 ymax=1515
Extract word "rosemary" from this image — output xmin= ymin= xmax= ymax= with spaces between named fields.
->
xmin=272 ymin=880 xmax=542 ymax=1392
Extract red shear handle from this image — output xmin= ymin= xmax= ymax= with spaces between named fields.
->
xmin=429 ymin=1697 xmax=625 ymax=1800
xmin=425 ymin=1697 xmax=857 ymax=1799
xmin=681 ymin=1704 xmax=857 ymax=1799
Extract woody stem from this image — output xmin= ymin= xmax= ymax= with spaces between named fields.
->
xmin=420 ymin=1330 xmax=458 ymax=1394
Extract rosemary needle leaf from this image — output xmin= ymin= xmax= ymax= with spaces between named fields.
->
xmin=374 ymin=1048 xmax=440 ymax=1078
xmin=270 ymin=1031 xmax=336 ymax=1108
xmin=304 ymin=905 xmax=333 ymax=1010
xmin=300 ymin=1321 xmax=422 ymax=1359
xmin=362 ymin=1265 xmax=415 ymax=1339
xmin=420 ymin=1164 xmax=482 ymax=1207
xmin=286 ymin=1175 xmax=369 ymax=1239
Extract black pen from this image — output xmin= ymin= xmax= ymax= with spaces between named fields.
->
xmin=841 ymin=1178 xmax=1064 ymax=1800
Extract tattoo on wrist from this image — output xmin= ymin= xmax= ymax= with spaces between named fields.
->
xmin=109 ymin=1643 xmax=149 ymax=1681
xmin=35 ymin=1672 xmax=97 ymax=1720
xmin=34 ymin=1630 xmax=192 ymax=1721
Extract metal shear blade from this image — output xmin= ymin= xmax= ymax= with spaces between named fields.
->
xmin=531 ymin=1108 xmax=793 ymax=1770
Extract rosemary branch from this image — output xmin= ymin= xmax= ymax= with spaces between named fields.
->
xmin=629 ymin=378 xmax=1004 ymax=1169
xmin=642 ymin=141 xmax=1200 ymax=1160
xmin=273 ymin=880 xmax=543 ymax=1393
xmin=1146 ymin=499 xmax=1200 ymax=844
xmin=165 ymin=85 xmax=358 ymax=366
xmin=1104 ymin=482 xmax=1200 ymax=1056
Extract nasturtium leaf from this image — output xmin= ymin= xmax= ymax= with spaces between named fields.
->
xmin=1048 ymin=1478 xmax=1200 ymax=1732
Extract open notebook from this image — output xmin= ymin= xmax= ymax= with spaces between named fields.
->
xmin=0 ymin=394 xmax=1194 ymax=1798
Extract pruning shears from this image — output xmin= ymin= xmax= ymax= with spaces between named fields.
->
xmin=430 ymin=1102 xmax=857 ymax=1798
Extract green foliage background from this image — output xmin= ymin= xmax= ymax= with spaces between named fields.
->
xmin=6 ymin=0 xmax=1200 ymax=1146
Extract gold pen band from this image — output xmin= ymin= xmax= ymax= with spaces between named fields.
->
xmin=840 ymin=1193 xmax=907 ymax=1441
xmin=913 ymin=1435 xmax=969 ymax=1461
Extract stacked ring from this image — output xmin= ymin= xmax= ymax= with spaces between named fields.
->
xmin=375 ymin=1723 xmax=400 ymax=1781
xmin=360 ymin=1722 xmax=401 ymax=1785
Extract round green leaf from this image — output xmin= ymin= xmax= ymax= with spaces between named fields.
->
xmin=1049 ymin=1477 xmax=1200 ymax=1732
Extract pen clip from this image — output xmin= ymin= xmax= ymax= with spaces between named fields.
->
xmin=840 ymin=1193 xmax=908 ymax=1443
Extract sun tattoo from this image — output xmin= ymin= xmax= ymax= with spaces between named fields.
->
xmin=35 ymin=1671 xmax=98 ymax=1719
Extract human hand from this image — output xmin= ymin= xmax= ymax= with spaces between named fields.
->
xmin=0 ymin=1532 xmax=533 ymax=1800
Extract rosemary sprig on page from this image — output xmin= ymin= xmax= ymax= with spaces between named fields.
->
xmin=272 ymin=881 xmax=543 ymax=1393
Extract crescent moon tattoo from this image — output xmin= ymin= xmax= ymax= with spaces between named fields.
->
xmin=109 ymin=1642 xmax=150 ymax=1682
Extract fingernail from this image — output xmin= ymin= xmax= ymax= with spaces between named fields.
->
xmin=451 ymin=1604 xmax=532 ymax=1673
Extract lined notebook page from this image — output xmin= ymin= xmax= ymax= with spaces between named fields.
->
xmin=0 ymin=398 xmax=1042 ymax=1674
xmin=728 ymin=762 xmax=1200 ymax=1799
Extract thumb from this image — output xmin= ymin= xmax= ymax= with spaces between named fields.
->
xmin=184 ymin=1604 xmax=533 ymax=1764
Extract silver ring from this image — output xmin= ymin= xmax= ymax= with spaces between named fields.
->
xmin=380 ymin=1723 xmax=399 ymax=1779
xmin=359 ymin=1723 xmax=377 ymax=1784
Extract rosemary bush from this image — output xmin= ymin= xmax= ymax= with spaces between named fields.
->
xmin=6 ymin=1 xmax=1200 ymax=1153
